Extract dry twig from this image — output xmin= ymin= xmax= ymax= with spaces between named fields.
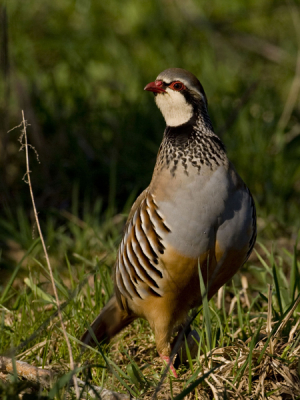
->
xmin=0 ymin=356 xmax=54 ymax=387
xmin=0 ymin=356 xmax=136 ymax=400
xmin=19 ymin=111 xmax=80 ymax=397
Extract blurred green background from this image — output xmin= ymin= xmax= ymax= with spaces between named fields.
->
xmin=1 ymin=0 xmax=300 ymax=238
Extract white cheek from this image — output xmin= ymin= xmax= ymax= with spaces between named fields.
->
xmin=155 ymin=89 xmax=193 ymax=127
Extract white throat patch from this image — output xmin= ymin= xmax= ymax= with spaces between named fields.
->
xmin=155 ymin=88 xmax=193 ymax=127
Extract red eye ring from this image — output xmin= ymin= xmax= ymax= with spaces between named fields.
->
xmin=169 ymin=81 xmax=185 ymax=91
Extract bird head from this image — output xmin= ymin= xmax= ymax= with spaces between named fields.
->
xmin=144 ymin=68 xmax=208 ymax=127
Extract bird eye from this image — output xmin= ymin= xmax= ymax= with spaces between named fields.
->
xmin=169 ymin=81 xmax=185 ymax=91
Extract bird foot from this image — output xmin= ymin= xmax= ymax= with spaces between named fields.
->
xmin=159 ymin=354 xmax=178 ymax=378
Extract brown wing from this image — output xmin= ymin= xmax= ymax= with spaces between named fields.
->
xmin=114 ymin=191 xmax=171 ymax=313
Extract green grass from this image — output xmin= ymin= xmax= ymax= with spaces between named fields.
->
xmin=1 ymin=200 xmax=300 ymax=399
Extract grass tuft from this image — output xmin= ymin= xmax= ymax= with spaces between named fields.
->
xmin=1 ymin=203 xmax=300 ymax=398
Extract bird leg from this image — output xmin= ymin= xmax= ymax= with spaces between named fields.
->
xmin=159 ymin=354 xmax=178 ymax=378
xmin=154 ymin=322 xmax=178 ymax=378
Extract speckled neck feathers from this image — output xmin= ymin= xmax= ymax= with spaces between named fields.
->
xmin=155 ymin=114 xmax=227 ymax=177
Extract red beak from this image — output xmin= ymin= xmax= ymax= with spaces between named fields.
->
xmin=144 ymin=80 xmax=166 ymax=93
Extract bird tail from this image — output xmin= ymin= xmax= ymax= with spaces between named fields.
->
xmin=80 ymin=295 xmax=135 ymax=347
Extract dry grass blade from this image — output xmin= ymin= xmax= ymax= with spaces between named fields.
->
xmin=217 ymin=287 xmax=223 ymax=310
xmin=274 ymin=294 xmax=300 ymax=342
xmin=20 ymin=111 xmax=79 ymax=398
xmin=254 ymin=358 xmax=267 ymax=399
xmin=241 ymin=275 xmax=250 ymax=308
xmin=267 ymin=284 xmax=274 ymax=354
xmin=204 ymin=378 xmax=219 ymax=399
xmin=17 ymin=340 xmax=49 ymax=361
xmin=289 ymin=317 xmax=300 ymax=342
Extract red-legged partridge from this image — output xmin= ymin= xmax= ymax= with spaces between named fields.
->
xmin=81 ymin=68 xmax=256 ymax=377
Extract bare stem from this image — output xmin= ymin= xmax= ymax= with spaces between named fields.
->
xmin=266 ymin=284 xmax=273 ymax=354
xmin=21 ymin=110 xmax=80 ymax=398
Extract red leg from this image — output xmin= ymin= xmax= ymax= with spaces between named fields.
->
xmin=159 ymin=354 xmax=178 ymax=378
